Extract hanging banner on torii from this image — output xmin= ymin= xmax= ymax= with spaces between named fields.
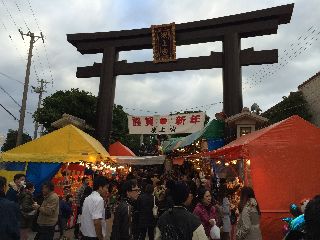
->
xmin=128 ymin=112 xmax=205 ymax=134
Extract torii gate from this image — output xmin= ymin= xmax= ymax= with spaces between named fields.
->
xmin=67 ymin=4 xmax=294 ymax=147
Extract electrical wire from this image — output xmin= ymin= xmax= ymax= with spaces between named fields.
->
xmin=26 ymin=0 xmax=54 ymax=86
xmin=0 ymin=102 xmax=18 ymax=120
xmin=0 ymin=71 xmax=24 ymax=85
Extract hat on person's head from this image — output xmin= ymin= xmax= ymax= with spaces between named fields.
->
xmin=172 ymin=181 xmax=190 ymax=205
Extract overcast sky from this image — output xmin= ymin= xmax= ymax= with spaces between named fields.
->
xmin=0 ymin=0 xmax=319 ymax=139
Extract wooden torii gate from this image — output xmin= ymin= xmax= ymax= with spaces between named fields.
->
xmin=67 ymin=4 xmax=294 ymax=147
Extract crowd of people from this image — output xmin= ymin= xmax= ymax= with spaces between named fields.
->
xmin=0 ymin=170 xmax=320 ymax=240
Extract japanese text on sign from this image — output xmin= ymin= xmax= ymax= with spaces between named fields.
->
xmin=128 ymin=112 xmax=205 ymax=134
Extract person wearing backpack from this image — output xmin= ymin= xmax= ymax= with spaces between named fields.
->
xmin=155 ymin=181 xmax=207 ymax=240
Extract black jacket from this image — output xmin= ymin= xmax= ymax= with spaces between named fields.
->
xmin=157 ymin=206 xmax=202 ymax=240
xmin=0 ymin=195 xmax=20 ymax=240
xmin=137 ymin=193 xmax=155 ymax=227
xmin=110 ymin=198 xmax=134 ymax=240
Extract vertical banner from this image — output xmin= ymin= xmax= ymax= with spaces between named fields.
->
xmin=128 ymin=112 xmax=205 ymax=134
xmin=151 ymin=22 xmax=176 ymax=63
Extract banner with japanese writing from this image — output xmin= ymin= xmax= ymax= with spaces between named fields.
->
xmin=128 ymin=112 xmax=206 ymax=134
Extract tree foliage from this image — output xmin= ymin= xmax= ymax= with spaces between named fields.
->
xmin=1 ymin=129 xmax=32 ymax=152
xmin=33 ymin=88 xmax=140 ymax=152
xmin=34 ymin=88 xmax=96 ymax=133
xmin=261 ymin=91 xmax=312 ymax=124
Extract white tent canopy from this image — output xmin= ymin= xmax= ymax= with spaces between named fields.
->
xmin=112 ymin=155 xmax=165 ymax=165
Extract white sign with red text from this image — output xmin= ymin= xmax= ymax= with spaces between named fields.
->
xmin=128 ymin=112 xmax=205 ymax=134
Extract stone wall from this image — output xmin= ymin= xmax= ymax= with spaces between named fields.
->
xmin=298 ymin=72 xmax=320 ymax=127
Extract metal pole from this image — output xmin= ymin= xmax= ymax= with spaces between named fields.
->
xmin=16 ymin=33 xmax=35 ymax=146
xmin=33 ymin=79 xmax=45 ymax=139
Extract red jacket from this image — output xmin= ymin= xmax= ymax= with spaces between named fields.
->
xmin=193 ymin=202 xmax=217 ymax=238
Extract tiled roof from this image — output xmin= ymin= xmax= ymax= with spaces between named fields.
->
xmin=298 ymin=71 xmax=320 ymax=89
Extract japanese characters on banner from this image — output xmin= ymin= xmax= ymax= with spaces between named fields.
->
xmin=128 ymin=112 xmax=205 ymax=134
xmin=151 ymin=22 xmax=176 ymax=63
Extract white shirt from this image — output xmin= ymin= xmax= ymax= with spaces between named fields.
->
xmin=80 ymin=191 xmax=106 ymax=237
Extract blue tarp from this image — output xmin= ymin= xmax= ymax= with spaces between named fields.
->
xmin=4 ymin=162 xmax=26 ymax=171
xmin=26 ymin=163 xmax=61 ymax=194
xmin=207 ymin=139 xmax=225 ymax=151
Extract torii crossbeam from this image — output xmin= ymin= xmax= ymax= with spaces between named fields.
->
xmin=67 ymin=4 xmax=294 ymax=147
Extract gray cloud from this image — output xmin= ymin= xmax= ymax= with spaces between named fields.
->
xmin=0 ymin=0 xmax=320 ymax=139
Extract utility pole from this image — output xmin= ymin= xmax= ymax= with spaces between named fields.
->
xmin=16 ymin=30 xmax=44 ymax=146
xmin=32 ymin=79 xmax=49 ymax=139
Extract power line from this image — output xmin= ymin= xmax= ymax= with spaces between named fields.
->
xmin=0 ymin=82 xmax=33 ymax=115
xmin=0 ymin=0 xmax=27 ymax=49
xmin=14 ymin=0 xmax=47 ymax=81
xmin=13 ymin=0 xmax=30 ymax=32
xmin=122 ymin=101 xmax=223 ymax=115
xmin=245 ymin=26 xmax=316 ymax=87
xmin=0 ymin=84 xmax=21 ymax=107
xmin=0 ymin=103 xmax=18 ymax=120
xmin=26 ymin=0 xmax=54 ymax=85
xmin=0 ymin=71 xmax=24 ymax=85
xmin=243 ymin=26 xmax=320 ymax=91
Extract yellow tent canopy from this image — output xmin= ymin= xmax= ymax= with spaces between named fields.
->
xmin=0 ymin=124 xmax=112 ymax=163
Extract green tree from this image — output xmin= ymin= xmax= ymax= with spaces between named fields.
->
xmin=33 ymin=89 xmax=140 ymax=152
xmin=261 ymin=91 xmax=312 ymax=124
xmin=34 ymin=88 xmax=96 ymax=133
xmin=1 ymin=129 xmax=32 ymax=152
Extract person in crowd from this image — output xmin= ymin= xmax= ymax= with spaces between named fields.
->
xmin=304 ymin=195 xmax=320 ymax=240
xmin=0 ymin=176 xmax=20 ymax=240
xmin=74 ymin=176 xmax=89 ymax=239
xmin=219 ymin=190 xmax=231 ymax=240
xmin=19 ymin=182 xmax=39 ymax=240
xmin=163 ymin=179 xmax=175 ymax=212
xmin=137 ymin=184 xmax=156 ymax=240
xmin=81 ymin=176 xmax=109 ymax=240
xmin=193 ymin=186 xmax=218 ymax=239
xmin=80 ymin=185 xmax=93 ymax=212
xmin=6 ymin=173 xmax=26 ymax=203
xmin=35 ymin=181 xmax=59 ymax=240
xmin=155 ymin=181 xmax=207 ymax=240
xmin=236 ymin=187 xmax=262 ymax=240
xmin=111 ymin=179 xmax=140 ymax=240
xmin=58 ymin=194 xmax=73 ymax=240
xmin=154 ymin=180 xmax=166 ymax=216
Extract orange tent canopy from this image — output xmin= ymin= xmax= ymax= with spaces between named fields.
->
xmin=109 ymin=141 xmax=136 ymax=156
xmin=208 ymin=115 xmax=320 ymax=239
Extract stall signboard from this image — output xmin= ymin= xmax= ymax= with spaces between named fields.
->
xmin=128 ymin=112 xmax=205 ymax=134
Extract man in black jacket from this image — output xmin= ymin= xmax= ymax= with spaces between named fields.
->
xmin=110 ymin=179 xmax=140 ymax=240
xmin=137 ymin=184 xmax=156 ymax=240
xmin=0 ymin=176 xmax=20 ymax=240
xmin=155 ymin=181 xmax=207 ymax=240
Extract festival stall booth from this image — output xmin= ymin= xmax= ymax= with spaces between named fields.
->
xmin=0 ymin=124 xmax=113 ymax=228
xmin=0 ymin=124 xmax=113 ymax=193
xmin=162 ymin=119 xmax=225 ymax=174
xmin=207 ymin=115 xmax=320 ymax=239
xmin=109 ymin=141 xmax=165 ymax=167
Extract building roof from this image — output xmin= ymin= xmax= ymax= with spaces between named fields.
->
xmin=225 ymin=107 xmax=268 ymax=125
xmin=298 ymin=71 xmax=320 ymax=89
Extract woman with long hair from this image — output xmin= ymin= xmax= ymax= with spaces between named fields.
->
xmin=236 ymin=187 xmax=262 ymax=240
xmin=193 ymin=186 xmax=218 ymax=239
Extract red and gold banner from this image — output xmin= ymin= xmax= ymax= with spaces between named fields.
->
xmin=151 ymin=22 xmax=176 ymax=63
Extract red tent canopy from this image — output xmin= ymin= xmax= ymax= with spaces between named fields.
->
xmin=108 ymin=141 xmax=135 ymax=156
xmin=208 ymin=115 xmax=320 ymax=239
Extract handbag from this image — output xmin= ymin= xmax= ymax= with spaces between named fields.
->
xmin=152 ymin=195 xmax=158 ymax=218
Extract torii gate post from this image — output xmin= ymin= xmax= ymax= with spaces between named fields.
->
xmin=67 ymin=4 xmax=294 ymax=147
